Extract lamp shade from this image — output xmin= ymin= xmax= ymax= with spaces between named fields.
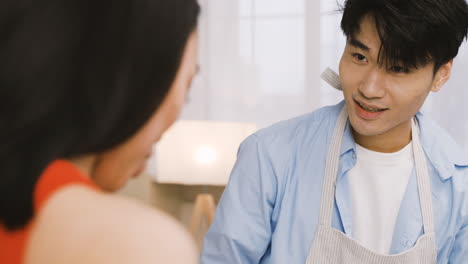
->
xmin=147 ymin=120 xmax=257 ymax=185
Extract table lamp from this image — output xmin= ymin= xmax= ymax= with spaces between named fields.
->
xmin=146 ymin=120 xmax=257 ymax=246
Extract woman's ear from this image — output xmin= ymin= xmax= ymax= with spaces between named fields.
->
xmin=431 ymin=60 xmax=453 ymax=92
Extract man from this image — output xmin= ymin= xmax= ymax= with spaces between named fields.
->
xmin=201 ymin=0 xmax=468 ymax=263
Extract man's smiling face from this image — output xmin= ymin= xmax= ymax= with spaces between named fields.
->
xmin=339 ymin=15 xmax=451 ymax=141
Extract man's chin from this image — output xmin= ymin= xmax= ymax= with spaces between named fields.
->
xmin=349 ymin=118 xmax=385 ymax=138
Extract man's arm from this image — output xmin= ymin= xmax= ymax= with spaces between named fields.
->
xmin=201 ymin=134 xmax=277 ymax=263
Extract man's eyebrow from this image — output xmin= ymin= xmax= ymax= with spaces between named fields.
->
xmin=349 ymin=38 xmax=370 ymax=52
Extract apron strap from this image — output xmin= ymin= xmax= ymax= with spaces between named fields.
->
xmin=411 ymin=118 xmax=435 ymax=234
xmin=318 ymin=107 xmax=348 ymax=226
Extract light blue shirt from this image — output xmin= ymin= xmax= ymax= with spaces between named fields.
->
xmin=201 ymin=101 xmax=468 ymax=264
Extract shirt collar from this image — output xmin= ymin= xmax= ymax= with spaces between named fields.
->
xmin=335 ymin=101 xmax=468 ymax=180
xmin=340 ymin=121 xmax=356 ymax=157
xmin=416 ymin=111 xmax=468 ymax=180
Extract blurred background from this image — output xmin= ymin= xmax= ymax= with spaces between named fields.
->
xmin=118 ymin=0 xmax=468 ymax=250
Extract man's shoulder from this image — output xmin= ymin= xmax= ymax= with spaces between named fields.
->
xmin=418 ymin=112 xmax=468 ymax=167
xmin=251 ymin=102 xmax=343 ymax=147
xmin=417 ymin=112 xmax=468 ymax=184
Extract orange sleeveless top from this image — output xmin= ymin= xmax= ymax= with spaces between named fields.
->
xmin=0 ymin=160 xmax=99 ymax=264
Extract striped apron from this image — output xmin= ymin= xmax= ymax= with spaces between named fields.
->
xmin=305 ymin=106 xmax=437 ymax=263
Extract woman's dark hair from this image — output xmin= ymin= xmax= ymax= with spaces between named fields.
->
xmin=0 ymin=0 xmax=199 ymax=230
xmin=340 ymin=0 xmax=468 ymax=73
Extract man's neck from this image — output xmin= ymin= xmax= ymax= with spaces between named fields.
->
xmin=352 ymin=120 xmax=412 ymax=153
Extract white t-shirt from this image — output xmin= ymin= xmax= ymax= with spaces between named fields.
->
xmin=348 ymin=142 xmax=414 ymax=254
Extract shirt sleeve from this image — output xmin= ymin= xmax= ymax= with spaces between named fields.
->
xmin=201 ymin=134 xmax=278 ymax=264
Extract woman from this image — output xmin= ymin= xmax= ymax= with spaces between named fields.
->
xmin=0 ymin=0 xmax=200 ymax=263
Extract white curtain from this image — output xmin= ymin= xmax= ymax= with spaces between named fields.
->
xmin=181 ymin=0 xmax=321 ymax=128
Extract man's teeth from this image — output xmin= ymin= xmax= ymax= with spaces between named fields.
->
xmin=358 ymin=102 xmax=384 ymax=112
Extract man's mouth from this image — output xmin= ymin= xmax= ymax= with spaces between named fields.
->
xmin=354 ymin=99 xmax=388 ymax=112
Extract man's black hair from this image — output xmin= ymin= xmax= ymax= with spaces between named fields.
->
xmin=341 ymin=0 xmax=468 ymax=73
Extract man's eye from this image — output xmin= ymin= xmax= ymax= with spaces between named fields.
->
xmin=352 ymin=53 xmax=368 ymax=63
xmin=389 ymin=66 xmax=410 ymax=73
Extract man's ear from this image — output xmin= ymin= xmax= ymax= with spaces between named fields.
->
xmin=431 ymin=60 xmax=453 ymax=92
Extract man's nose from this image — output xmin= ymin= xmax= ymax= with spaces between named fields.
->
xmin=358 ymin=68 xmax=386 ymax=99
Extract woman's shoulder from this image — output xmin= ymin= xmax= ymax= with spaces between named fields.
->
xmin=25 ymin=185 xmax=198 ymax=264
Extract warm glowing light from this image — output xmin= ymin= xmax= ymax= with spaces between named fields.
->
xmin=194 ymin=145 xmax=217 ymax=165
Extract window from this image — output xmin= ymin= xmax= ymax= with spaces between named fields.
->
xmin=182 ymin=0 xmax=320 ymax=128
